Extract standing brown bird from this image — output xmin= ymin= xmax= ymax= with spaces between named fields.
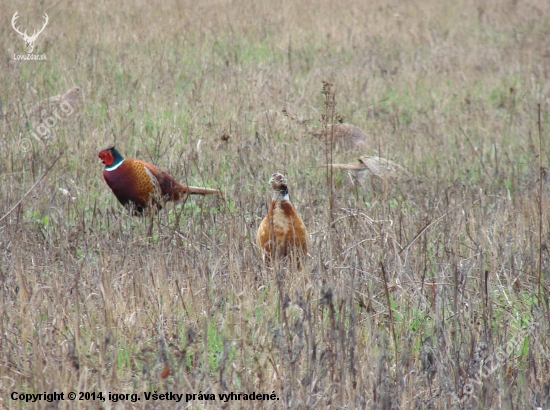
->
xmin=99 ymin=146 xmax=221 ymax=215
xmin=326 ymin=155 xmax=411 ymax=199
xmin=309 ymin=123 xmax=367 ymax=149
xmin=257 ymin=173 xmax=308 ymax=266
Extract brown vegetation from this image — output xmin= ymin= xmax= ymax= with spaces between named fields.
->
xmin=1 ymin=0 xmax=549 ymax=408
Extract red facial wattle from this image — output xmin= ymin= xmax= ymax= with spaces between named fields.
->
xmin=99 ymin=151 xmax=114 ymax=166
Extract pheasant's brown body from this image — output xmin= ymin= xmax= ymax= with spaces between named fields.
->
xmin=327 ymin=156 xmax=411 ymax=199
xmin=309 ymin=123 xmax=367 ymax=149
xmin=257 ymin=173 xmax=307 ymax=265
xmin=99 ymin=146 xmax=221 ymax=215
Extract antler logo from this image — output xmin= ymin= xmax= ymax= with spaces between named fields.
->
xmin=11 ymin=11 xmax=49 ymax=54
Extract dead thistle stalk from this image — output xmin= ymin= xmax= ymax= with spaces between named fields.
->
xmin=320 ymin=81 xmax=343 ymax=223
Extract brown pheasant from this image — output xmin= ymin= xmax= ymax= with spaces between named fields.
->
xmin=257 ymin=173 xmax=308 ymax=266
xmin=33 ymin=86 xmax=82 ymax=120
xmin=99 ymin=146 xmax=221 ymax=215
xmin=326 ymin=155 xmax=411 ymax=199
xmin=309 ymin=123 xmax=367 ymax=149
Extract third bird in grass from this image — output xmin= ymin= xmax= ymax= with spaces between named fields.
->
xmin=257 ymin=173 xmax=308 ymax=267
xmin=99 ymin=146 xmax=222 ymax=215
xmin=33 ymin=86 xmax=82 ymax=120
xmin=309 ymin=123 xmax=367 ymax=150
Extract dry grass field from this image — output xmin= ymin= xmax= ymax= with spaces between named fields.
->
xmin=1 ymin=0 xmax=550 ymax=408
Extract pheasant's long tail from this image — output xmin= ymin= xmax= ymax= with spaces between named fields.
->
xmin=184 ymin=186 xmax=223 ymax=196
xmin=322 ymin=163 xmax=365 ymax=170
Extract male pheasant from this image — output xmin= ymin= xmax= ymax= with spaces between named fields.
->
xmin=257 ymin=173 xmax=308 ymax=266
xmin=99 ymin=146 xmax=221 ymax=215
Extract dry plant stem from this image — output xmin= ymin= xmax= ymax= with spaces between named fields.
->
xmin=399 ymin=200 xmax=466 ymax=255
xmin=0 ymin=152 xmax=63 ymax=224
xmin=453 ymin=262 xmax=461 ymax=399
xmin=380 ymin=262 xmax=398 ymax=364
xmin=329 ymin=120 xmax=334 ymax=224
xmin=538 ymin=103 xmax=543 ymax=307
xmin=321 ymin=81 xmax=336 ymax=224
